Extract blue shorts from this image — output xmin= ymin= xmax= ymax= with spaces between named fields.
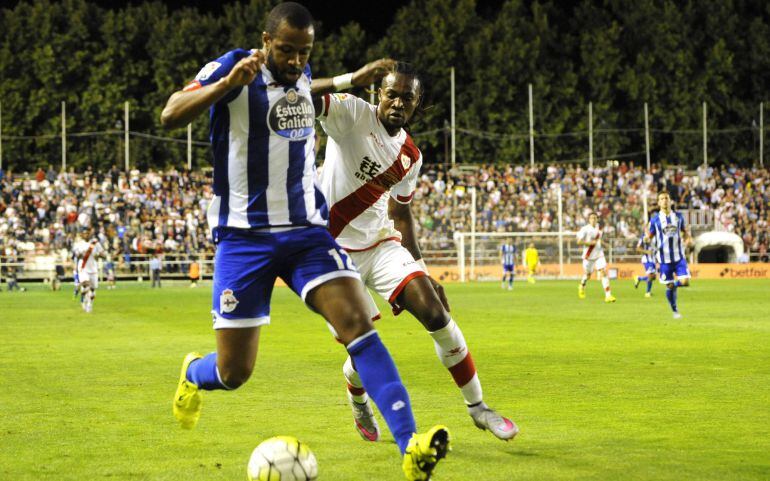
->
xmin=211 ymin=226 xmax=360 ymax=329
xmin=659 ymin=258 xmax=690 ymax=284
xmin=643 ymin=262 xmax=657 ymax=274
xmin=503 ymin=264 xmax=514 ymax=273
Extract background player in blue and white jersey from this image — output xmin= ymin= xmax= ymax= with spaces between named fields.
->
xmin=160 ymin=3 xmax=447 ymax=479
xmin=501 ymin=241 xmax=516 ymax=290
xmin=646 ymin=191 xmax=693 ymax=318
xmin=634 ymin=235 xmax=657 ymax=297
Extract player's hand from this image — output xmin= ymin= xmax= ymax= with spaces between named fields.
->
xmin=351 ymin=58 xmax=396 ymax=87
xmin=225 ymin=50 xmax=265 ymax=88
xmin=428 ymin=276 xmax=450 ymax=313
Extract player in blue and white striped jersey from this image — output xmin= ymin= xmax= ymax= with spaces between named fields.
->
xmin=646 ymin=191 xmax=693 ymax=318
xmin=160 ymin=4 xmax=448 ymax=477
xmin=633 ymin=235 xmax=657 ymax=297
xmin=500 ymin=242 xmax=516 ymax=290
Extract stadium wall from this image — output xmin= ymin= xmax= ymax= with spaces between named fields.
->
xmin=431 ymin=263 xmax=770 ymax=283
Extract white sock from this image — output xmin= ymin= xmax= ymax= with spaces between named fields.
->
xmin=343 ymin=356 xmax=368 ymax=404
xmin=430 ymin=319 xmax=482 ymax=405
xmin=602 ymin=276 xmax=611 ymax=296
xmin=580 ymin=275 xmax=588 ymax=287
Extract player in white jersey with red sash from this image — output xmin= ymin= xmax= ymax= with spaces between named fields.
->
xmin=319 ymin=63 xmax=518 ymax=442
xmin=576 ymin=212 xmax=616 ymax=302
xmin=72 ymin=232 xmax=104 ymax=313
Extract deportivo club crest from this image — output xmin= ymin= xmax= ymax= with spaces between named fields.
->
xmin=268 ymin=88 xmax=314 ymax=140
xmin=220 ymin=289 xmax=239 ymax=313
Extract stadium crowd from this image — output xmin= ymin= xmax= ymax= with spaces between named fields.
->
xmin=0 ymin=166 xmax=214 ymax=274
xmin=409 ymin=162 xmax=768 ymax=260
xmin=0 ymin=162 xmax=768 ymax=270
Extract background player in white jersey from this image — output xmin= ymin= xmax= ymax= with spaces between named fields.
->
xmin=576 ymin=212 xmax=616 ymax=302
xmin=634 ymin=234 xmax=657 ymax=298
xmin=72 ymin=230 xmax=104 ymax=313
xmin=646 ymin=191 xmax=692 ymax=319
xmin=160 ymin=5 xmax=447 ymax=479
xmin=500 ymin=241 xmax=516 ymax=290
xmin=318 ymin=63 xmax=518 ymax=442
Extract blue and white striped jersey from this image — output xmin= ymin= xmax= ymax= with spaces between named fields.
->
xmin=637 ymin=236 xmax=657 ymax=264
xmin=501 ymin=244 xmax=517 ymax=265
xmin=648 ymin=210 xmax=686 ymax=264
xmin=190 ymin=49 xmax=327 ymax=230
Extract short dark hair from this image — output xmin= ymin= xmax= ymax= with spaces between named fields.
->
xmin=265 ymin=2 xmax=314 ymax=35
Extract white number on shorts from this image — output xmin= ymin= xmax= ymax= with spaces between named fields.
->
xmin=327 ymin=248 xmax=350 ymax=270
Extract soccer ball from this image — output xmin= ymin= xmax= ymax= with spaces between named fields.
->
xmin=247 ymin=436 xmax=318 ymax=481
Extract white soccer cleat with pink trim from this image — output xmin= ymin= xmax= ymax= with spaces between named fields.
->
xmin=468 ymin=402 xmax=519 ymax=441
xmin=348 ymin=393 xmax=380 ymax=442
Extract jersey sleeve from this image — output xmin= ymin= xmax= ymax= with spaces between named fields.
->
xmin=390 ymin=154 xmax=423 ymax=204
xmin=183 ymin=49 xmax=251 ymax=92
xmin=677 ymin=212 xmax=687 ymax=232
xmin=318 ymin=93 xmax=370 ymax=138
xmin=648 ymin=217 xmax=656 ymax=236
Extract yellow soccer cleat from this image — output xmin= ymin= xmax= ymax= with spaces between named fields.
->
xmin=402 ymin=425 xmax=451 ymax=481
xmin=605 ymin=295 xmax=617 ymax=303
xmin=644 ymin=292 xmax=652 ymax=298
xmin=173 ymin=352 xmax=203 ymax=429
xmin=578 ymin=285 xmax=586 ymax=299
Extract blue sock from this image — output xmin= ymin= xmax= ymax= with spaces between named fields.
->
xmin=673 ymin=287 xmax=678 ymax=310
xmin=347 ymin=331 xmax=416 ymax=454
xmin=186 ymin=353 xmax=228 ymax=390
xmin=665 ymin=287 xmax=678 ymax=312
xmin=509 ymin=276 xmax=514 ymax=288
xmin=638 ymin=276 xmax=648 ymax=282
xmin=646 ymin=279 xmax=653 ymax=293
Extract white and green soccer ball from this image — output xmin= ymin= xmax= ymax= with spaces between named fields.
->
xmin=247 ymin=436 xmax=318 ymax=481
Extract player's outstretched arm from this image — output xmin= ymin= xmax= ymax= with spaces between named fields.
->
xmin=161 ymin=51 xmax=265 ymax=130
xmin=311 ymin=58 xmax=396 ymax=96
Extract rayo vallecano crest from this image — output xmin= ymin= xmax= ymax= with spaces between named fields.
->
xmin=220 ymin=289 xmax=239 ymax=313
xmin=400 ymin=154 xmax=411 ymax=170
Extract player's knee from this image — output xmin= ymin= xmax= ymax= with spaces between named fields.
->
xmin=218 ymin=365 xmax=253 ymax=389
xmin=417 ymin=303 xmax=449 ymax=331
xmin=334 ymin=309 xmax=375 ymax=345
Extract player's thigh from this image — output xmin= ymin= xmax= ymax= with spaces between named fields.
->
xmin=212 ymin=228 xmax=279 ymax=329
xmin=582 ymin=259 xmax=596 ymax=275
xmin=366 ymin=241 xmax=427 ymax=305
xmin=658 ymin=262 xmax=676 ymax=284
xmin=674 ymin=258 xmax=691 ymax=282
xmin=277 ymin=227 xmax=361 ymax=302
xmin=306 ymin=276 xmax=374 ymax=344
xmin=595 ymin=256 xmax=608 ymax=271
xmin=644 ymin=262 xmax=657 ymax=275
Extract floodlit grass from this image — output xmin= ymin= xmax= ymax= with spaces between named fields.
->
xmin=1 ymin=279 xmax=769 ymax=480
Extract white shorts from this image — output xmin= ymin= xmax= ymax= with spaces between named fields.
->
xmin=582 ymin=255 xmax=607 ymax=275
xmin=349 ymin=240 xmax=428 ymax=319
xmin=77 ymin=270 xmax=98 ymax=289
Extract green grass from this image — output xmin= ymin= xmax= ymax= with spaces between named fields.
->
xmin=1 ymin=279 xmax=769 ymax=480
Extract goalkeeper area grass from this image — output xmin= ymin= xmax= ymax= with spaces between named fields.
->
xmin=1 ymin=279 xmax=769 ymax=480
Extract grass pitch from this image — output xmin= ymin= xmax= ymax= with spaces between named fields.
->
xmin=1 ymin=278 xmax=769 ymax=480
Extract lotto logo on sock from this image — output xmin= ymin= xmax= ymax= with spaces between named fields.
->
xmin=391 ymin=400 xmax=406 ymax=411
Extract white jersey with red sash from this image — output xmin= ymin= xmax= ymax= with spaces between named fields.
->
xmin=318 ymin=93 xmax=422 ymax=251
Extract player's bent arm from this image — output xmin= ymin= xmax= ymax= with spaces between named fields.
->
xmin=310 ymin=58 xmax=396 ymax=97
xmin=161 ymin=79 xmax=236 ymax=130
xmin=388 ymin=197 xmax=422 ymax=261
xmin=161 ymin=51 xmax=263 ymax=130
